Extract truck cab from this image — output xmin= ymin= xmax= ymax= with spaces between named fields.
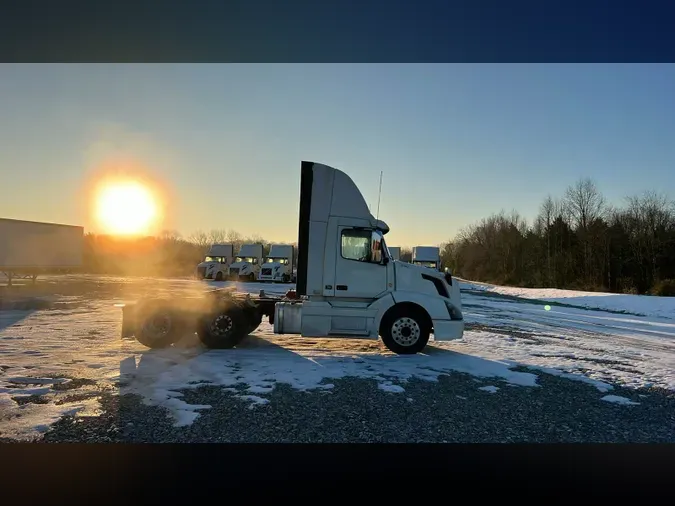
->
xmin=258 ymin=244 xmax=295 ymax=283
xmin=411 ymin=246 xmax=441 ymax=271
xmin=274 ymin=161 xmax=463 ymax=354
xmin=196 ymin=244 xmax=234 ymax=281
xmin=229 ymin=244 xmax=264 ymax=281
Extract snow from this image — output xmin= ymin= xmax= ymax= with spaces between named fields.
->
xmin=478 ymin=385 xmax=499 ymax=393
xmin=459 ymin=279 xmax=675 ymax=320
xmin=1 ymin=274 xmax=673 ymax=439
xmin=600 ymin=395 xmax=641 ymax=406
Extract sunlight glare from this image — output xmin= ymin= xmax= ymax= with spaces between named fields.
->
xmin=94 ymin=181 xmax=158 ymax=236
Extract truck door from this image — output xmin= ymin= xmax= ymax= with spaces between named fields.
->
xmin=333 ymin=227 xmax=388 ymax=299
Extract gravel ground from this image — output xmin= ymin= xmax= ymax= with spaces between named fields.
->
xmin=22 ymin=369 xmax=675 ymax=443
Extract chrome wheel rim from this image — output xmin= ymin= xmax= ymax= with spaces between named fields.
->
xmin=391 ymin=317 xmax=420 ymax=346
xmin=211 ymin=314 xmax=234 ymax=336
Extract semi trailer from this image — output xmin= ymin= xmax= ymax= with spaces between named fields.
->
xmin=228 ymin=243 xmax=264 ymax=281
xmin=388 ymin=246 xmax=401 ymax=261
xmin=196 ymin=244 xmax=234 ymax=281
xmin=412 ymin=246 xmax=441 ymax=271
xmin=120 ymin=161 xmax=464 ymax=355
xmin=0 ymin=218 xmax=84 ymax=286
xmin=258 ymin=244 xmax=295 ymax=283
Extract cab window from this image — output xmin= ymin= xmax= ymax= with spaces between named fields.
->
xmin=341 ymin=229 xmax=372 ymax=262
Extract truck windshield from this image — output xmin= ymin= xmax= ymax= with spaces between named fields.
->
xmin=413 ymin=261 xmax=438 ymax=269
xmin=265 ymin=258 xmax=289 ymax=264
xmin=236 ymin=257 xmax=258 ymax=264
xmin=205 ymin=256 xmax=226 ymax=263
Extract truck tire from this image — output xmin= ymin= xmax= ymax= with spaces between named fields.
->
xmin=135 ymin=300 xmax=184 ymax=349
xmin=248 ymin=273 xmax=256 ymax=282
xmin=197 ymin=303 xmax=249 ymax=349
xmin=282 ymin=274 xmax=290 ymax=283
xmin=379 ymin=306 xmax=431 ymax=355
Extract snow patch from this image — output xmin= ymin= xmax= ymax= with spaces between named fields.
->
xmin=478 ymin=385 xmax=499 ymax=393
xmin=600 ymin=395 xmax=641 ymax=406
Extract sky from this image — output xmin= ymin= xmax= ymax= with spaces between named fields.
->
xmin=1 ymin=63 xmax=675 ymax=247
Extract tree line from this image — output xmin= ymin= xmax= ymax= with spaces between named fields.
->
xmin=439 ymin=178 xmax=675 ymax=296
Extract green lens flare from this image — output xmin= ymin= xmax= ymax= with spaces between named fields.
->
xmin=544 ymin=305 xmax=551 ymax=311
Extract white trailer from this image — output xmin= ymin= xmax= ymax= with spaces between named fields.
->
xmin=0 ymin=218 xmax=84 ymax=286
xmin=412 ymin=246 xmax=441 ymax=271
xmin=121 ymin=161 xmax=464 ymax=355
xmin=196 ymin=244 xmax=234 ymax=281
xmin=258 ymin=244 xmax=295 ymax=283
xmin=388 ymin=246 xmax=401 ymax=261
xmin=229 ymin=243 xmax=264 ymax=281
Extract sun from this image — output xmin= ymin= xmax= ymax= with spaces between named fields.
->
xmin=94 ymin=181 xmax=158 ymax=236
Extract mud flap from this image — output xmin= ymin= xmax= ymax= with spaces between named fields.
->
xmin=120 ymin=304 xmax=136 ymax=339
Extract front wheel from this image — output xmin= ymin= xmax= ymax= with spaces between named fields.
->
xmin=380 ymin=309 xmax=430 ymax=355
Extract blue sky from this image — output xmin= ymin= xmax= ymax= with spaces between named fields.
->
xmin=1 ymin=64 xmax=674 ymax=247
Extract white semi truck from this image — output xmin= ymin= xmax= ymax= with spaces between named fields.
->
xmin=388 ymin=246 xmax=401 ymax=261
xmin=0 ymin=218 xmax=84 ymax=286
xmin=196 ymin=244 xmax=234 ymax=281
xmin=120 ymin=161 xmax=464 ymax=355
xmin=258 ymin=244 xmax=295 ymax=283
xmin=229 ymin=243 xmax=264 ymax=281
xmin=412 ymin=246 xmax=441 ymax=271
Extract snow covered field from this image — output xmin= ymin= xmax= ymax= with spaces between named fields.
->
xmin=458 ymin=278 xmax=675 ymax=320
xmin=1 ymin=274 xmax=674 ymax=441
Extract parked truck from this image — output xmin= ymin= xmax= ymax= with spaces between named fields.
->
xmin=120 ymin=161 xmax=464 ymax=355
xmin=258 ymin=244 xmax=295 ymax=283
xmin=0 ymin=218 xmax=83 ymax=286
xmin=388 ymin=246 xmax=401 ymax=261
xmin=229 ymin=243 xmax=263 ymax=281
xmin=196 ymin=244 xmax=234 ymax=281
xmin=412 ymin=246 xmax=441 ymax=271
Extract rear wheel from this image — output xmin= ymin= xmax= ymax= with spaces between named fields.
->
xmin=135 ymin=299 xmax=184 ymax=349
xmin=380 ymin=307 xmax=430 ymax=355
xmin=197 ymin=303 xmax=249 ymax=349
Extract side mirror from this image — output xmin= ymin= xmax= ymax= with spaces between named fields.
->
xmin=382 ymin=256 xmax=390 ymax=265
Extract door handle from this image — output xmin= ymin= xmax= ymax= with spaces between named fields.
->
xmin=336 ymin=285 xmax=348 ymax=290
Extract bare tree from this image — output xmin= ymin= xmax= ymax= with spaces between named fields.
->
xmin=188 ymin=229 xmax=210 ymax=249
xmin=539 ymin=195 xmax=555 ymax=283
xmin=564 ymin=178 xmax=606 ymax=283
xmin=565 ymin=178 xmax=605 ymax=231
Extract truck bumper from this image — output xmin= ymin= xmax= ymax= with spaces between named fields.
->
xmin=432 ymin=319 xmax=464 ymax=341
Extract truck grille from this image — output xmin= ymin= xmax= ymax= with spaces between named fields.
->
xmin=230 ymin=268 xmax=240 ymax=275
xmin=261 ymin=268 xmax=273 ymax=276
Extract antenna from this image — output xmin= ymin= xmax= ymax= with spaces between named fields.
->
xmin=376 ymin=171 xmax=383 ymax=220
